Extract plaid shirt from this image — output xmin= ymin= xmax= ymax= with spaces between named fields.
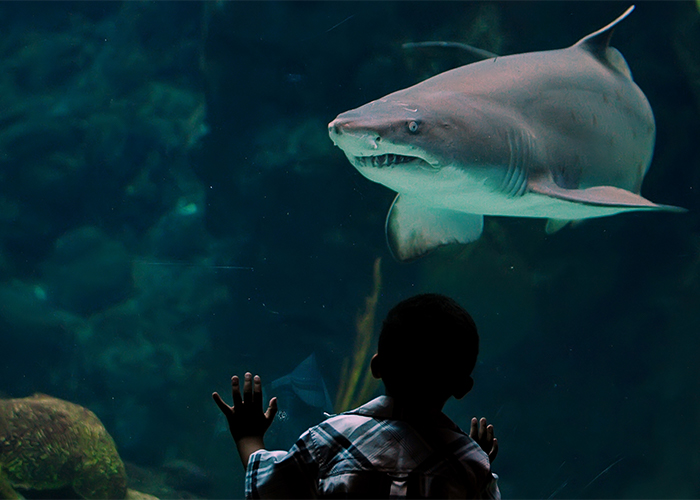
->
xmin=246 ymin=396 xmax=500 ymax=499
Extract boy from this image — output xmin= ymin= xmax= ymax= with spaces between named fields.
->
xmin=213 ymin=293 xmax=500 ymax=498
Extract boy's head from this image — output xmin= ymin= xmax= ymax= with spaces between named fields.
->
xmin=371 ymin=293 xmax=479 ymax=406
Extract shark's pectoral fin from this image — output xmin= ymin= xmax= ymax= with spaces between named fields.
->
xmin=386 ymin=194 xmax=483 ymax=262
xmin=529 ymin=178 xmax=686 ymax=212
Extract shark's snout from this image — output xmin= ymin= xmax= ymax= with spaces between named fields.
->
xmin=328 ymin=117 xmax=381 ymax=151
xmin=327 ymin=116 xmax=358 ymax=138
xmin=327 ymin=119 xmax=342 ymax=138
xmin=329 ymin=111 xmax=441 ymax=173
xmin=329 ymin=117 xmax=376 ymax=136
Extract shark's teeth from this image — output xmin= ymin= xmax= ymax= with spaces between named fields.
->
xmin=355 ymin=154 xmax=417 ymax=168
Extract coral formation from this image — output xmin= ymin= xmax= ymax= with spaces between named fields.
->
xmin=0 ymin=394 xmax=127 ymax=499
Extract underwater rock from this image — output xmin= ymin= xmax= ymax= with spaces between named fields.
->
xmin=126 ymin=489 xmax=159 ymax=500
xmin=0 ymin=394 xmax=127 ymax=499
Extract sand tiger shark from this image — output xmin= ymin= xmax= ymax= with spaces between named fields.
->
xmin=328 ymin=6 xmax=684 ymax=261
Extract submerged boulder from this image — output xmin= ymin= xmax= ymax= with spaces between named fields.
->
xmin=0 ymin=393 xmax=127 ymax=499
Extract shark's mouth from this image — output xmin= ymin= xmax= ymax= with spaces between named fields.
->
xmin=353 ymin=154 xmax=423 ymax=168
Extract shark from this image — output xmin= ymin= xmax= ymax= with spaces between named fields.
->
xmin=328 ymin=6 xmax=684 ymax=262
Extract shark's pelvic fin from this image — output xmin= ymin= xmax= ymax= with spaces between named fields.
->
xmin=545 ymin=219 xmax=572 ymax=234
xmin=386 ymin=194 xmax=483 ymax=262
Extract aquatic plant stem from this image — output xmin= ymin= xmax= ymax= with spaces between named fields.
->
xmin=335 ymin=258 xmax=382 ymax=413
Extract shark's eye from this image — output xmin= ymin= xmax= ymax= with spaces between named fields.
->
xmin=407 ymin=120 xmax=420 ymax=133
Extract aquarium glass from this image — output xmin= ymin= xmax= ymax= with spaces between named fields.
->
xmin=0 ymin=2 xmax=698 ymax=499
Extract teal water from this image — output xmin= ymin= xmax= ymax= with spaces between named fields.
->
xmin=0 ymin=2 xmax=698 ymax=498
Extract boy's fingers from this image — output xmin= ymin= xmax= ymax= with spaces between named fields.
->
xmin=253 ymin=374 xmax=263 ymax=409
xmin=490 ymin=437 xmax=499 ymax=463
xmin=212 ymin=392 xmax=230 ymax=413
xmin=486 ymin=423 xmax=495 ymax=442
xmin=243 ymin=372 xmax=253 ymax=404
xmin=265 ymin=396 xmax=278 ymax=421
xmin=470 ymin=417 xmax=478 ymax=439
xmin=479 ymin=417 xmax=488 ymax=440
xmin=231 ymin=375 xmax=243 ymax=407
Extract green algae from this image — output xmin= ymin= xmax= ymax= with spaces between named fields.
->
xmin=0 ymin=394 xmax=127 ymax=499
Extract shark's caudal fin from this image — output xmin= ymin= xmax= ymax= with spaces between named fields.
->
xmin=386 ymin=194 xmax=484 ymax=262
xmin=574 ymin=5 xmax=635 ymax=77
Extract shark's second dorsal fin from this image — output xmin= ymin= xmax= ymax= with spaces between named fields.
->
xmin=574 ymin=5 xmax=635 ymax=77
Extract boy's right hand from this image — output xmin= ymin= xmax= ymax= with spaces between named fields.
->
xmin=470 ymin=417 xmax=498 ymax=464
xmin=212 ymin=372 xmax=278 ymax=441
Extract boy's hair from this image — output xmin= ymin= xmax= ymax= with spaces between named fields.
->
xmin=377 ymin=293 xmax=479 ymax=397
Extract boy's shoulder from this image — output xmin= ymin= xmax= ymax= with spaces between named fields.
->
xmin=308 ymin=396 xmax=389 ymax=435
xmin=306 ymin=396 xmax=470 ymax=444
xmin=301 ymin=396 xmax=398 ymax=448
xmin=341 ymin=395 xmax=394 ymax=418
xmin=299 ymin=396 xmax=491 ymax=480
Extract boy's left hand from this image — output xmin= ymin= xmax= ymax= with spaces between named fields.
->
xmin=470 ymin=417 xmax=498 ymax=464
xmin=213 ymin=372 xmax=278 ymax=441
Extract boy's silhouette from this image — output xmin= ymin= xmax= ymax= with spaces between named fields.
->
xmin=213 ymin=293 xmax=500 ymax=498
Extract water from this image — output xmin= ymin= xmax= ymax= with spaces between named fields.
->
xmin=0 ymin=2 xmax=698 ymax=498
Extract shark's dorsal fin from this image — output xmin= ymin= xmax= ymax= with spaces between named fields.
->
xmin=574 ymin=5 xmax=635 ymax=77
xmin=575 ymin=5 xmax=635 ymax=52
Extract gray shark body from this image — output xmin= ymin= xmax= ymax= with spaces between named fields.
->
xmin=328 ymin=6 xmax=683 ymax=261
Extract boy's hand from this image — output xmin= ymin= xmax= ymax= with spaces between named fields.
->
xmin=470 ymin=417 xmax=498 ymax=464
xmin=213 ymin=372 xmax=278 ymax=441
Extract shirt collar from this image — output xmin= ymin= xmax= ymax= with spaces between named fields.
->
xmin=347 ymin=396 xmax=464 ymax=433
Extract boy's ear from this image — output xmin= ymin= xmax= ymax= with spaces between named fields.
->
xmin=452 ymin=376 xmax=474 ymax=399
xmin=370 ymin=353 xmax=381 ymax=379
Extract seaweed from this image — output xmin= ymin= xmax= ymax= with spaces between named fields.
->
xmin=334 ymin=258 xmax=382 ymax=413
